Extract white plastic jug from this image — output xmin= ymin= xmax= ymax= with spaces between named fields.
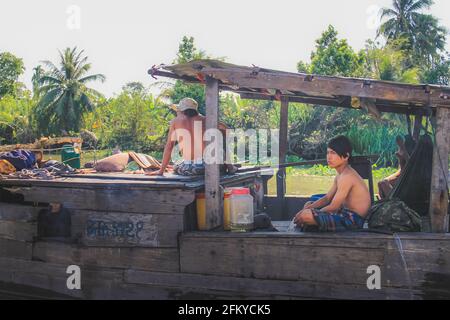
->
xmin=229 ymin=187 xmax=254 ymax=232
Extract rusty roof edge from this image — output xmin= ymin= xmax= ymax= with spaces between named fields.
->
xmin=159 ymin=59 xmax=450 ymax=91
xmin=150 ymin=60 xmax=450 ymax=107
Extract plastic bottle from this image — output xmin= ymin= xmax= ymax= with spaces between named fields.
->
xmin=229 ymin=187 xmax=254 ymax=232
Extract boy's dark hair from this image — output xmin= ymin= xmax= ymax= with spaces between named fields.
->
xmin=183 ymin=109 xmax=199 ymax=118
xmin=328 ymin=136 xmax=352 ymax=161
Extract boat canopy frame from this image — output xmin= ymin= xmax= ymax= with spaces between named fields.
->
xmin=150 ymin=59 xmax=450 ymax=233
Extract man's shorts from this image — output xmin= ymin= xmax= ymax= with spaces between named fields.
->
xmin=173 ymin=160 xmax=205 ymax=176
xmin=304 ymin=208 xmax=366 ymax=232
xmin=173 ymin=160 xmax=231 ymax=176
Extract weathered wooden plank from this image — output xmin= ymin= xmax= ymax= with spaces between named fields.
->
xmin=429 ymin=107 xmax=450 ymax=233
xmin=0 ymin=137 xmax=82 ymax=153
xmin=277 ymin=97 xmax=289 ymax=219
xmin=179 ymin=233 xmax=450 ymax=298
xmin=0 ymin=177 xmax=188 ymax=189
xmin=7 ymin=187 xmax=194 ymax=214
xmin=382 ymin=241 xmax=450 ymax=299
xmin=71 ymin=210 xmax=183 ymax=247
xmin=33 ymin=241 xmax=180 ymax=273
xmin=0 ymin=257 xmax=123 ymax=299
xmin=180 ymin=235 xmax=386 ymax=285
xmin=204 ymin=76 xmax=222 ymax=230
xmin=0 ymin=220 xmax=37 ymax=242
xmin=203 ymin=68 xmax=450 ymax=107
xmin=181 ymin=230 xmax=450 ymax=241
xmin=0 ymin=203 xmax=42 ymax=222
xmin=0 ymin=239 xmax=32 ymax=260
xmin=240 ymin=92 xmax=435 ymax=116
xmin=124 ymin=270 xmax=418 ymax=300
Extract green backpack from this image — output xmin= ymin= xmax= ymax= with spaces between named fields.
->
xmin=367 ymin=198 xmax=422 ymax=232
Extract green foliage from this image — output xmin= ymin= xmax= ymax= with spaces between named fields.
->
xmin=35 ymin=47 xmax=105 ymax=135
xmin=165 ymin=36 xmax=211 ymax=114
xmin=287 ymin=164 xmax=397 ymax=179
xmin=0 ymin=52 xmax=25 ymax=98
xmin=378 ymin=0 xmax=435 ymax=43
xmin=371 ymin=166 xmax=399 ymax=180
xmin=170 ymin=81 xmax=206 ymax=114
xmin=363 ymin=39 xmax=420 ymax=83
xmin=298 ymin=25 xmax=365 ymax=77
xmin=174 ymin=36 xmax=207 ymax=64
xmin=420 ymin=54 xmax=450 ymax=85
xmin=0 ymin=93 xmax=37 ymax=144
xmin=292 ymin=26 xmax=413 ymax=166
xmin=378 ymin=0 xmax=450 ymax=85
xmin=346 ymin=118 xmax=407 ymax=167
xmin=220 ymin=94 xmax=275 ymax=129
xmin=83 ymin=88 xmax=170 ymax=153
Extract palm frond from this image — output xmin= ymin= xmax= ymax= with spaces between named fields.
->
xmin=407 ymin=0 xmax=433 ymax=13
xmin=84 ymin=87 xmax=104 ymax=100
xmin=80 ymin=93 xmax=94 ymax=112
xmin=79 ymin=73 xmax=106 ymax=84
xmin=380 ymin=8 xmax=398 ymax=20
xmin=73 ymin=62 xmax=92 ymax=79
xmin=36 ymin=88 xmax=63 ymax=113
xmin=39 ymin=75 xmax=62 ymax=86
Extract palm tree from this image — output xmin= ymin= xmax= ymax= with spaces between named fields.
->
xmin=377 ymin=0 xmax=434 ymax=41
xmin=31 ymin=65 xmax=44 ymax=98
xmin=413 ymin=14 xmax=448 ymax=65
xmin=35 ymin=47 xmax=105 ymax=135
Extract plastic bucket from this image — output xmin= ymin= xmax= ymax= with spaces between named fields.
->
xmin=196 ymin=193 xmax=207 ymax=230
xmin=310 ymin=194 xmax=326 ymax=202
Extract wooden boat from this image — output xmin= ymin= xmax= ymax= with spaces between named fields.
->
xmin=0 ymin=60 xmax=449 ymax=299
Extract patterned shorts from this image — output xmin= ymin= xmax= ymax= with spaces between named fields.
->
xmin=173 ymin=160 xmax=205 ymax=176
xmin=304 ymin=208 xmax=366 ymax=233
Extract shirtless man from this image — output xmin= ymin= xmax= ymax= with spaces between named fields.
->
xmin=294 ymin=136 xmax=371 ymax=232
xmin=147 ymin=98 xmax=235 ymax=176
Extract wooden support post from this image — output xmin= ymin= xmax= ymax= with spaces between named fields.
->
xmin=429 ymin=107 xmax=450 ymax=233
xmin=205 ymin=76 xmax=221 ymax=230
xmin=277 ymin=97 xmax=289 ymax=220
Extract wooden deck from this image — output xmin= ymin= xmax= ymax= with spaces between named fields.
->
xmin=0 ymin=170 xmax=266 ymax=189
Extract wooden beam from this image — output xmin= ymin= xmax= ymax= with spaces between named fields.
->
xmin=203 ymin=68 xmax=450 ymax=107
xmin=429 ymin=107 xmax=450 ymax=233
xmin=204 ymin=76 xmax=222 ymax=230
xmin=0 ymin=137 xmax=82 ymax=152
xmin=239 ymin=93 xmax=434 ymax=116
xmin=277 ymin=97 xmax=289 ymax=220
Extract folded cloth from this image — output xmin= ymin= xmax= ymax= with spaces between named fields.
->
xmin=125 ymin=161 xmax=141 ymax=172
xmin=0 ymin=149 xmax=36 ymax=170
xmin=128 ymin=152 xmax=161 ymax=169
xmin=6 ymin=168 xmax=56 ymax=180
xmin=41 ymin=160 xmax=77 ymax=175
xmin=303 ymin=208 xmax=365 ymax=233
xmin=0 ymin=159 xmax=16 ymax=174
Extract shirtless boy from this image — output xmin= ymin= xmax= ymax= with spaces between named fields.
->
xmin=294 ymin=136 xmax=371 ymax=232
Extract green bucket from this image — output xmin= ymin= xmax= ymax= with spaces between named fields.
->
xmin=61 ymin=144 xmax=81 ymax=169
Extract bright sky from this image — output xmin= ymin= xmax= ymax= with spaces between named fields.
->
xmin=2 ymin=0 xmax=450 ymax=97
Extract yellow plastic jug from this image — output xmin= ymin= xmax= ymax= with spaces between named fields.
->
xmin=196 ymin=193 xmax=207 ymax=231
xmin=196 ymin=190 xmax=233 ymax=231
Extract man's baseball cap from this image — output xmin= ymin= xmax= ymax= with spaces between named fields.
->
xmin=170 ymin=98 xmax=198 ymax=112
